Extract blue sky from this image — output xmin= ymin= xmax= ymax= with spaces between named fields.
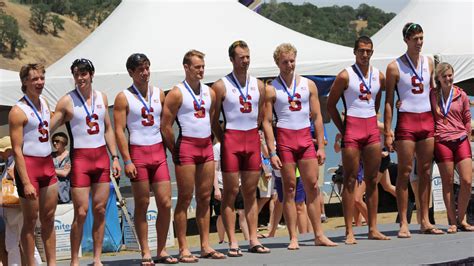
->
xmin=284 ymin=0 xmax=410 ymax=13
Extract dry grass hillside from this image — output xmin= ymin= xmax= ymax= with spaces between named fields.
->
xmin=0 ymin=0 xmax=91 ymax=71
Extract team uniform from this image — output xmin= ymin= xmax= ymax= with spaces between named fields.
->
xmin=341 ymin=65 xmax=381 ymax=149
xmin=14 ymin=96 xmax=57 ymax=197
xmin=220 ymin=74 xmax=261 ymax=172
xmin=124 ymin=86 xmax=170 ymax=183
xmin=395 ymin=55 xmax=434 ymax=141
xmin=174 ymin=82 xmax=213 ymax=165
xmin=272 ymin=76 xmax=315 ymax=163
xmin=67 ymin=89 xmax=110 ymax=187
xmin=430 ymin=86 xmax=472 ymax=164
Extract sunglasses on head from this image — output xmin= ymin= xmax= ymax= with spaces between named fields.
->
xmin=72 ymin=58 xmax=95 ymax=71
xmin=404 ymin=23 xmax=421 ymax=38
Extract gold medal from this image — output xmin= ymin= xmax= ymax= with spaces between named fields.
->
xmin=147 ymin=114 xmax=153 ymax=121
xmin=419 ymin=83 xmax=424 ymax=91
xmin=367 ymin=93 xmax=372 ymax=101
xmin=196 ymin=110 xmax=203 ymax=117
xmin=443 ymin=117 xmax=448 ymax=125
xmin=290 ymin=101 xmax=297 ymax=108
xmin=87 ymin=121 xmax=94 ymax=128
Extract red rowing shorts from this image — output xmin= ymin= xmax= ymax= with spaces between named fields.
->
xmin=71 ymin=145 xmax=111 ymax=187
xmin=221 ymin=128 xmax=261 ymax=172
xmin=434 ymin=136 xmax=472 ymax=165
xmin=174 ymin=136 xmax=214 ymax=165
xmin=276 ymin=127 xmax=316 ymax=163
xmin=342 ymin=115 xmax=380 ymax=150
xmin=396 ymin=111 xmax=434 ymax=142
xmin=15 ymin=155 xmax=57 ymax=198
xmin=130 ymin=142 xmax=170 ymax=183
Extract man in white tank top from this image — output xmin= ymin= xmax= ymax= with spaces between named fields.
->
xmin=9 ymin=63 xmax=58 ymax=265
xmin=113 ymin=54 xmax=177 ymax=264
xmin=51 ymin=59 xmax=122 ymax=266
xmin=384 ymin=23 xmax=442 ymax=237
xmin=327 ymin=36 xmax=390 ymax=244
xmin=161 ymin=50 xmax=225 ymax=262
xmin=262 ymin=43 xmax=337 ymax=249
xmin=211 ymin=40 xmax=269 ymax=256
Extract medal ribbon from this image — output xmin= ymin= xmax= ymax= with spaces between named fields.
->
xmin=75 ymin=87 xmax=95 ymax=121
xmin=277 ymin=74 xmax=297 ymax=100
xmin=404 ymin=54 xmax=424 ymax=82
xmin=353 ymin=64 xmax=372 ymax=95
xmin=131 ymin=84 xmax=152 ymax=114
xmin=183 ymin=80 xmax=202 ymax=109
xmin=23 ymin=95 xmax=44 ymax=127
xmin=229 ymin=72 xmax=249 ymax=102
xmin=440 ymin=86 xmax=454 ymax=118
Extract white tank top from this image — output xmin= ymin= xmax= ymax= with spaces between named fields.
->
xmin=272 ymin=76 xmax=310 ymax=130
xmin=221 ymin=74 xmax=259 ymax=130
xmin=68 ymin=89 xmax=106 ymax=149
xmin=176 ymin=82 xmax=212 ymax=138
xmin=396 ymin=55 xmax=431 ymax=113
xmin=343 ymin=65 xmax=381 ymax=118
xmin=16 ymin=96 xmax=52 ymax=157
xmin=123 ymin=86 xmax=162 ymax=145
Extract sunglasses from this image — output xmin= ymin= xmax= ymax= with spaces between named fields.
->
xmin=404 ymin=23 xmax=421 ymax=38
xmin=72 ymin=58 xmax=95 ymax=71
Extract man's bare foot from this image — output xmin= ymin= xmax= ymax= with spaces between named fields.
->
xmin=315 ymin=235 xmax=338 ymax=247
xmin=368 ymin=230 xmax=390 ymax=240
xmin=70 ymin=261 xmax=79 ymax=266
xmin=92 ymin=260 xmax=103 ymax=266
xmin=344 ymin=234 xmax=357 ymax=245
xmin=397 ymin=224 xmax=411 ymax=238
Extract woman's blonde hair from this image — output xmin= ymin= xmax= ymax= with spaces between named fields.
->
xmin=434 ymin=62 xmax=455 ymax=114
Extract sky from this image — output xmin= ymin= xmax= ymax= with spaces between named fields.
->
xmin=284 ymin=0 xmax=410 ymax=13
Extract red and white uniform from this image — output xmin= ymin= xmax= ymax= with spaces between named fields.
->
xmin=395 ymin=55 xmax=434 ymax=141
xmin=220 ymin=74 xmax=261 ymax=172
xmin=175 ymin=82 xmax=213 ymax=165
xmin=67 ymin=89 xmax=110 ymax=187
xmin=124 ymin=86 xmax=170 ymax=182
xmin=342 ymin=65 xmax=381 ymax=150
xmin=272 ymin=77 xmax=316 ymax=163
xmin=15 ymin=96 xmax=57 ymax=197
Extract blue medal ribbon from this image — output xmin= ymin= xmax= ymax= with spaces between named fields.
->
xmin=440 ymin=86 xmax=454 ymax=118
xmin=353 ymin=64 xmax=373 ymax=96
xmin=183 ymin=80 xmax=202 ymax=109
xmin=404 ymin=54 xmax=424 ymax=82
xmin=23 ymin=94 xmax=44 ymax=127
xmin=131 ymin=84 xmax=152 ymax=114
xmin=75 ymin=87 xmax=95 ymax=121
xmin=277 ymin=74 xmax=297 ymax=100
xmin=229 ymin=72 xmax=249 ymax=102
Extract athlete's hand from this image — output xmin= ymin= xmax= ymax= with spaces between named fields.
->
xmin=395 ymin=100 xmax=402 ymax=109
xmin=384 ymin=134 xmax=394 ymax=152
xmin=317 ymin=149 xmax=326 ymax=166
xmin=125 ymin=163 xmax=138 ymax=179
xmin=270 ymin=155 xmax=282 ymax=170
xmin=23 ymin=183 xmax=37 ymax=200
xmin=214 ymin=188 xmax=222 ymax=201
xmin=112 ymin=159 xmax=121 ymax=178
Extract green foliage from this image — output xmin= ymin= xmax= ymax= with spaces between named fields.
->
xmin=259 ymin=2 xmax=395 ymax=47
xmin=29 ymin=3 xmax=50 ymax=34
xmin=0 ymin=12 xmax=27 ymax=57
xmin=50 ymin=14 xmax=64 ymax=36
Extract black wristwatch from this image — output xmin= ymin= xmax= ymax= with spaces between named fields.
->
xmin=112 ymin=155 xmax=120 ymax=160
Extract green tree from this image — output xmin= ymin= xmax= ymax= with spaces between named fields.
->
xmin=29 ymin=3 xmax=51 ymax=34
xmin=0 ymin=13 xmax=27 ymax=57
xmin=50 ymin=14 xmax=64 ymax=36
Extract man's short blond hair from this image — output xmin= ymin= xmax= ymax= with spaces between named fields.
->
xmin=19 ymin=63 xmax=45 ymax=93
xmin=273 ymin=43 xmax=297 ymax=64
xmin=183 ymin=49 xmax=205 ymax=65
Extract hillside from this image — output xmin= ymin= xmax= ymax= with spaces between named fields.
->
xmin=0 ymin=0 xmax=91 ymax=71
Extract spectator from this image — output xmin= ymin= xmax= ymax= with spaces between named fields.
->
xmin=51 ymin=132 xmax=71 ymax=204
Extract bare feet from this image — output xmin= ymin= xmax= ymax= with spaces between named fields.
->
xmin=368 ymin=230 xmax=390 ymax=240
xmin=447 ymin=225 xmax=457 ymax=234
xmin=344 ymin=234 xmax=357 ymax=245
xmin=315 ymin=235 xmax=338 ymax=247
xmin=92 ymin=260 xmax=103 ymax=266
xmin=287 ymin=238 xmax=300 ymax=250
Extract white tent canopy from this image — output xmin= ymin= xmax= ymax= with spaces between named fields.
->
xmin=372 ymin=0 xmax=474 ymax=83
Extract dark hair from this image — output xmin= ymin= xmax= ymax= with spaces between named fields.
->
xmin=52 ymin=132 xmax=69 ymax=146
xmin=19 ymin=63 xmax=45 ymax=93
xmin=183 ymin=50 xmax=205 ymax=65
xmin=403 ymin=22 xmax=423 ymax=39
xmin=70 ymin=58 xmax=95 ymax=75
xmin=353 ymin=36 xmax=373 ymax=51
xmin=126 ymin=53 xmax=150 ymax=71
xmin=228 ymin=40 xmax=249 ymax=59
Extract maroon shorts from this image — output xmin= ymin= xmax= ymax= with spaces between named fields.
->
xmin=222 ymin=128 xmax=261 ymax=172
xmin=276 ymin=127 xmax=316 ymax=163
xmin=174 ymin=136 xmax=214 ymax=165
xmin=342 ymin=115 xmax=380 ymax=150
xmin=15 ymin=155 xmax=57 ymax=198
xmin=130 ymin=142 xmax=170 ymax=183
xmin=434 ymin=136 xmax=472 ymax=165
xmin=396 ymin=111 xmax=434 ymax=142
xmin=71 ymin=145 xmax=111 ymax=188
